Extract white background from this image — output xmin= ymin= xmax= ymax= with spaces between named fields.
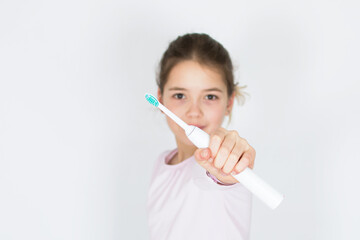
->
xmin=1 ymin=0 xmax=359 ymax=239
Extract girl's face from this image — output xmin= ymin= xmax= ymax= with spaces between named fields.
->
xmin=158 ymin=60 xmax=235 ymax=148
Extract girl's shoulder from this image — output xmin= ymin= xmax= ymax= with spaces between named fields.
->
xmin=156 ymin=148 xmax=177 ymax=165
xmin=150 ymin=148 xmax=178 ymax=167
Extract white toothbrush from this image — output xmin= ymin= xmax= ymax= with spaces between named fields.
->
xmin=145 ymin=93 xmax=284 ymax=209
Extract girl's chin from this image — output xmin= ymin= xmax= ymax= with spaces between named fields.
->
xmin=175 ymin=135 xmax=197 ymax=148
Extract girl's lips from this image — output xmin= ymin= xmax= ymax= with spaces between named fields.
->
xmin=190 ymin=124 xmax=205 ymax=130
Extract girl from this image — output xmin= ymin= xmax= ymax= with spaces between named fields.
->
xmin=146 ymin=33 xmax=256 ymax=240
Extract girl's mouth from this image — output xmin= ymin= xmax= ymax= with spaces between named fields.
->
xmin=190 ymin=124 xmax=206 ymax=130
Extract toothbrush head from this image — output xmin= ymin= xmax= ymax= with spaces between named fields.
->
xmin=145 ymin=93 xmax=159 ymax=107
xmin=144 ymin=92 xmax=192 ymax=134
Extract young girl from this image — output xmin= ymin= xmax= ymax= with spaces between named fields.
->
xmin=146 ymin=33 xmax=256 ymax=240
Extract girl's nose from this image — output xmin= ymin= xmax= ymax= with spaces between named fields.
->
xmin=186 ymin=101 xmax=203 ymax=118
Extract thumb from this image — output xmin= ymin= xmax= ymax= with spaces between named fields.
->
xmin=195 ymin=148 xmax=211 ymax=162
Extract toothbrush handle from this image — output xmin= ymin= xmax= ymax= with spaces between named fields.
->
xmin=187 ymin=126 xmax=284 ymax=210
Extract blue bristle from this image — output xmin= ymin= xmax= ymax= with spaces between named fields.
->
xmin=145 ymin=94 xmax=159 ymax=107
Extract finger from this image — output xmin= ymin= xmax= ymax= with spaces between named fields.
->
xmin=208 ymin=128 xmax=227 ymax=160
xmin=194 ymin=148 xmax=218 ymax=173
xmin=222 ymin=137 xmax=247 ymax=174
xmin=194 ymin=148 xmax=210 ymax=162
xmin=213 ymin=130 xmax=237 ymax=169
xmin=233 ymin=151 xmax=253 ymax=174
xmin=241 ymin=146 xmax=255 ymax=170
xmin=248 ymin=146 xmax=256 ymax=169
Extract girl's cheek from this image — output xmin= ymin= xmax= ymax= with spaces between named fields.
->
xmin=205 ymin=104 xmax=225 ymax=116
xmin=168 ymin=102 xmax=187 ymax=115
xmin=209 ymin=109 xmax=226 ymax=125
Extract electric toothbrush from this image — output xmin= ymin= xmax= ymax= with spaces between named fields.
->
xmin=145 ymin=93 xmax=284 ymax=209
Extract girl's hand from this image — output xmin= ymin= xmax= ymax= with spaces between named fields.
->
xmin=194 ymin=127 xmax=256 ymax=185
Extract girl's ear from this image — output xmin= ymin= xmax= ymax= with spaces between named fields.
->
xmin=157 ymin=89 xmax=165 ymax=115
xmin=226 ymin=92 xmax=236 ymax=115
xmin=157 ymin=88 xmax=163 ymax=104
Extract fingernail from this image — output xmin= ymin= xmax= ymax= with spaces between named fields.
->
xmin=201 ymin=150 xmax=208 ymax=158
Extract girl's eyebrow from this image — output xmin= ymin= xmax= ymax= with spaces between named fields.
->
xmin=168 ymin=87 xmax=223 ymax=93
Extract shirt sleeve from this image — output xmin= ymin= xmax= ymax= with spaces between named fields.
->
xmin=206 ymin=170 xmax=237 ymax=186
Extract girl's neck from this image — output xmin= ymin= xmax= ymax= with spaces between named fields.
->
xmin=169 ymin=150 xmax=193 ymax=165
xmin=169 ymin=139 xmax=197 ymax=165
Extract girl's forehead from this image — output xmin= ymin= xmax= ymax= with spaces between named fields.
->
xmin=165 ymin=61 xmax=227 ymax=91
xmin=164 ymin=78 xmax=227 ymax=93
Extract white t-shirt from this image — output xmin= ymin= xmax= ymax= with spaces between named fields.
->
xmin=146 ymin=148 xmax=253 ymax=240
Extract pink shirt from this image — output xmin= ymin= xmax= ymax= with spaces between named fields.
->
xmin=146 ymin=148 xmax=253 ymax=240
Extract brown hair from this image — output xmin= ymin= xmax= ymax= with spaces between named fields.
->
xmin=156 ymin=33 xmax=247 ymax=125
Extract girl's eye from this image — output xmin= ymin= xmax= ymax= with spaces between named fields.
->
xmin=173 ymin=93 xmax=185 ymax=99
xmin=205 ymin=95 xmax=218 ymax=100
xmin=172 ymin=94 xmax=218 ymax=100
